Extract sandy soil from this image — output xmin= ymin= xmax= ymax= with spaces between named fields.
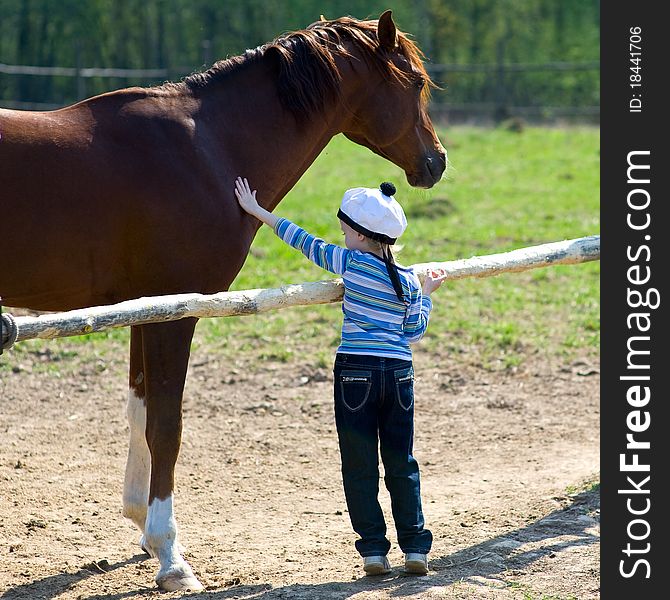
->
xmin=0 ymin=338 xmax=599 ymax=600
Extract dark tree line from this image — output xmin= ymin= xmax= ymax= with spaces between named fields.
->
xmin=0 ymin=0 xmax=600 ymax=117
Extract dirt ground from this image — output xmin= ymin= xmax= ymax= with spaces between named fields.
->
xmin=0 ymin=336 xmax=599 ymax=600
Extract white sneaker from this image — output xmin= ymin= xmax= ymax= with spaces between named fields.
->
xmin=404 ymin=552 xmax=428 ymax=575
xmin=363 ymin=555 xmax=392 ymax=575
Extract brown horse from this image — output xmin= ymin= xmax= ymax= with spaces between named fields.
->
xmin=0 ymin=11 xmax=446 ymax=591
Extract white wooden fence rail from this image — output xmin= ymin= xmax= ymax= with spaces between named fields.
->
xmin=1 ymin=235 xmax=599 ymax=348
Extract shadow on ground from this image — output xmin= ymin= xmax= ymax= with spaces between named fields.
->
xmin=2 ymin=488 xmax=599 ymax=600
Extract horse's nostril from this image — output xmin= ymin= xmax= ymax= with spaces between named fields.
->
xmin=426 ymin=159 xmax=436 ymax=180
xmin=426 ymin=152 xmax=446 ymax=181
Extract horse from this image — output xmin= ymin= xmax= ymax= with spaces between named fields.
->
xmin=0 ymin=11 xmax=446 ymax=591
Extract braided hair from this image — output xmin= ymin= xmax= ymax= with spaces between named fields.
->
xmin=376 ymin=182 xmax=406 ymax=305
xmin=336 ymin=181 xmax=407 ymax=305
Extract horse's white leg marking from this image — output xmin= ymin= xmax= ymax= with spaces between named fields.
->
xmin=122 ymin=388 xmax=150 ymax=536
xmin=145 ymin=494 xmax=203 ymax=591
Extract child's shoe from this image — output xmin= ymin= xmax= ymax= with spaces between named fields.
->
xmin=404 ymin=553 xmax=428 ymax=575
xmin=363 ymin=555 xmax=392 ymax=575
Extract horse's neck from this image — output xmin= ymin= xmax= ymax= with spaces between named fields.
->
xmin=194 ymin=60 xmax=350 ymax=213
xmin=256 ymin=120 xmax=337 ymax=214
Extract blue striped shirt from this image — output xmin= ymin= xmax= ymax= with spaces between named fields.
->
xmin=274 ymin=218 xmax=432 ymax=360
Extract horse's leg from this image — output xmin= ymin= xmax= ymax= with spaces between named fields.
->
xmin=140 ymin=318 xmax=203 ymax=592
xmin=122 ymin=327 xmax=186 ymax=556
xmin=122 ymin=326 xmax=151 ymax=548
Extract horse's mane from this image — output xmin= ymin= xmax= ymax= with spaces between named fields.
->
xmin=181 ymin=16 xmax=433 ymax=122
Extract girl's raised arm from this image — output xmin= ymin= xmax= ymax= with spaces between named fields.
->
xmin=234 ymin=176 xmax=349 ymax=275
xmin=234 ymin=177 xmax=280 ymax=229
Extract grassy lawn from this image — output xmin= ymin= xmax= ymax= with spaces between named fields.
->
xmin=4 ymin=125 xmax=600 ymax=372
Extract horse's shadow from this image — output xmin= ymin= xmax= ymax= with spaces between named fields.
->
xmin=2 ymin=488 xmax=598 ymax=600
xmin=0 ymin=554 xmax=155 ymax=600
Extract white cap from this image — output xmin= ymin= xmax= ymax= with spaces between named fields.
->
xmin=337 ymin=183 xmax=407 ymax=244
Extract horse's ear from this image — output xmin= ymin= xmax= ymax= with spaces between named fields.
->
xmin=377 ymin=10 xmax=397 ymax=51
xmin=319 ymin=14 xmax=327 ymax=21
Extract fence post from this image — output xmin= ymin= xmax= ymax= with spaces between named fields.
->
xmin=202 ymin=40 xmax=212 ymax=69
xmin=494 ymin=35 xmax=509 ymax=122
xmin=2 ymin=235 xmax=599 ymax=345
xmin=75 ymin=42 xmax=86 ymax=100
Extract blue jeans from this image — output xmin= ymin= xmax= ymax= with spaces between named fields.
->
xmin=333 ymin=353 xmax=432 ymax=557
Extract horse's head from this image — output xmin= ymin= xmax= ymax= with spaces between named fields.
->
xmin=328 ymin=12 xmax=447 ymax=189
xmin=197 ymin=13 xmax=446 ymax=190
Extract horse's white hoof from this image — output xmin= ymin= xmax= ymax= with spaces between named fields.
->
xmin=156 ymin=567 xmax=204 ymax=592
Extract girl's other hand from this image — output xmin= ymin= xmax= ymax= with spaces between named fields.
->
xmin=422 ymin=269 xmax=447 ymax=295
xmin=234 ymin=177 xmax=260 ymax=215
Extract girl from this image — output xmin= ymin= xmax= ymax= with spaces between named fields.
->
xmin=234 ymin=176 xmax=446 ymax=576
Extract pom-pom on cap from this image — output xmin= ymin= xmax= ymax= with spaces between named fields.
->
xmin=380 ymin=182 xmax=396 ymax=197
xmin=337 ymin=183 xmax=406 ymax=244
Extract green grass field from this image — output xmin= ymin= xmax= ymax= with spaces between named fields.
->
xmin=5 ymin=126 xmax=600 ymax=372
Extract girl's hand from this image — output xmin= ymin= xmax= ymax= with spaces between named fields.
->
xmin=233 ymin=176 xmax=280 ymax=229
xmin=422 ymin=269 xmax=447 ymax=295
xmin=234 ymin=177 xmax=260 ymax=216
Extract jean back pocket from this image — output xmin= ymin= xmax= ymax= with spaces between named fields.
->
xmin=339 ymin=370 xmax=372 ymax=412
xmin=394 ymin=366 xmax=414 ymax=411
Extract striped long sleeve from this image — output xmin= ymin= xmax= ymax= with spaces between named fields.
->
xmin=274 ymin=218 xmax=349 ymax=275
xmin=403 ymin=287 xmax=433 ymax=343
xmin=273 ymin=217 xmax=433 ymax=360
